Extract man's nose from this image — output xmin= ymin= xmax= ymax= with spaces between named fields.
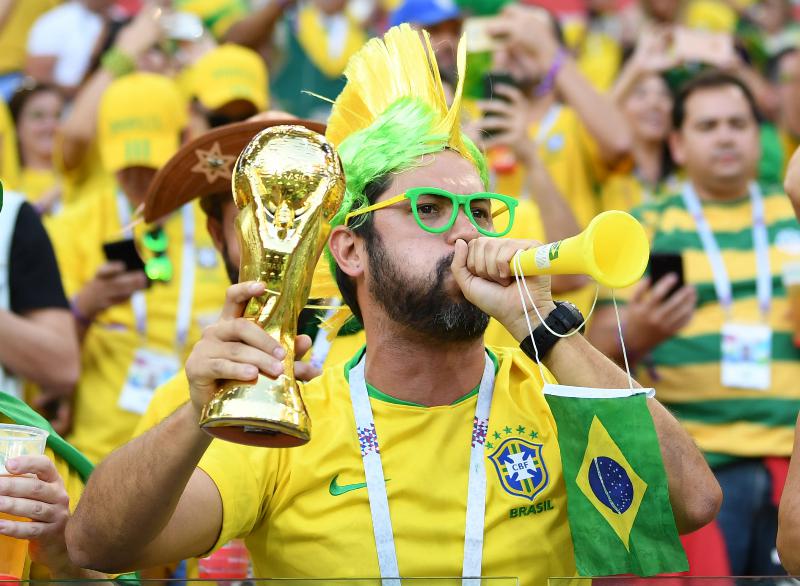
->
xmin=447 ymin=206 xmax=479 ymax=243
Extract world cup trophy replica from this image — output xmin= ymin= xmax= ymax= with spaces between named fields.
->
xmin=200 ymin=125 xmax=345 ymax=447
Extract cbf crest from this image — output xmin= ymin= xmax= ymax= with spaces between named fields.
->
xmin=488 ymin=437 xmax=549 ymax=501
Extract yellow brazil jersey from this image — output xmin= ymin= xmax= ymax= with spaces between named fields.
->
xmin=197 ymin=346 xmax=576 ymax=583
xmin=46 ymin=183 xmax=227 ymax=463
xmin=603 ymin=188 xmax=800 ymax=462
xmin=492 ymin=105 xmax=607 ymax=230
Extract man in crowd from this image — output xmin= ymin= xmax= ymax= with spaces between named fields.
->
xmin=46 ymin=72 xmax=227 ymax=464
xmin=588 ymin=70 xmax=800 ymax=575
xmin=0 ymin=182 xmax=79 ymax=415
xmin=66 ymin=25 xmax=719 ymax=581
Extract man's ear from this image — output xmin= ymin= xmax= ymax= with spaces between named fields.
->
xmin=206 ymin=215 xmax=225 ymax=253
xmin=328 ymin=225 xmax=365 ymax=278
xmin=669 ymin=129 xmax=686 ymax=167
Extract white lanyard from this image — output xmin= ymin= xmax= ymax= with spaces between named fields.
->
xmin=115 ymin=192 xmax=196 ymax=347
xmin=681 ymin=182 xmax=771 ymax=318
xmin=309 ymin=299 xmax=341 ymax=370
xmin=348 ymin=352 xmax=495 ymax=585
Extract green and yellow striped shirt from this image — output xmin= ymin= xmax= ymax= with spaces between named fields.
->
xmin=608 ymin=186 xmax=800 ymax=463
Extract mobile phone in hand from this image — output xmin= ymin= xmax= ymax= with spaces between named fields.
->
xmin=103 ymin=238 xmax=146 ymax=273
xmin=649 ymin=252 xmax=684 ymax=298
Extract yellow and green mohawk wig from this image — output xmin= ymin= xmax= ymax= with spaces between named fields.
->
xmin=325 ymin=23 xmax=489 ymax=230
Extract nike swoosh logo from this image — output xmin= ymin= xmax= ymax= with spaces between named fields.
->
xmin=329 ymin=474 xmax=389 ymax=496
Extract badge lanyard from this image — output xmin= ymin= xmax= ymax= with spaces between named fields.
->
xmin=115 ymin=192 xmax=196 ymax=348
xmin=681 ymin=182 xmax=772 ymax=320
xmin=348 ymin=353 xmax=495 ymax=585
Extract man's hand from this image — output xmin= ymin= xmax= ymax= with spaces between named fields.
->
xmin=74 ymin=261 xmax=148 ymax=321
xmin=0 ymin=455 xmax=74 ymax=576
xmin=452 ymin=237 xmax=555 ymax=341
xmin=622 ymin=274 xmax=697 ymax=356
xmin=486 ymin=5 xmax=560 ymax=69
xmin=185 ymin=281 xmax=320 ymax=419
xmin=474 ymin=84 xmax=537 ymax=164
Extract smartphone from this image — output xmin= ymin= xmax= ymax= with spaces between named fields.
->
xmin=649 ymin=252 xmax=684 ymax=297
xmin=464 ymin=17 xmax=498 ymax=54
xmin=673 ymin=28 xmax=735 ymax=68
xmin=103 ymin=238 xmax=146 ymax=273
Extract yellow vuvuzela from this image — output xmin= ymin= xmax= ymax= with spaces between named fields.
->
xmin=511 ymin=211 xmax=650 ymax=289
xmin=200 ymin=125 xmax=345 ymax=447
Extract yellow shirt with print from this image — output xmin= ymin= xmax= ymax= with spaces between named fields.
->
xmin=46 ymin=183 xmax=227 ymax=463
xmin=197 ymin=345 xmax=575 ymax=582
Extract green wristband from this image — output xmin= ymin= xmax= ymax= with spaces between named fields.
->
xmin=101 ymin=47 xmax=136 ymax=78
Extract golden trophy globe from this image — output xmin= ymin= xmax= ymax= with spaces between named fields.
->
xmin=200 ymin=125 xmax=345 ymax=447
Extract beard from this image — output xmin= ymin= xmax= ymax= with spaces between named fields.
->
xmin=221 ymin=241 xmax=239 ymax=285
xmin=367 ymin=233 xmax=489 ymax=343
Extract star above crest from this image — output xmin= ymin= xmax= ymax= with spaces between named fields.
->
xmin=191 ymin=141 xmax=236 ymax=183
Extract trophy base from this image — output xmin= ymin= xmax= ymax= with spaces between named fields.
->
xmin=200 ymin=373 xmax=311 ymax=448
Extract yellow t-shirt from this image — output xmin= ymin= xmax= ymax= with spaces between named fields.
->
xmin=46 ymin=183 xmax=228 ymax=463
xmin=197 ymin=346 xmax=575 ymax=582
xmin=493 ymin=105 xmax=608 ymax=230
xmin=54 ymin=139 xmax=113 ymax=207
xmin=599 ymin=172 xmax=683 ymax=213
xmin=18 ymin=167 xmax=59 ymax=205
xmin=0 ymin=0 xmax=60 ymax=75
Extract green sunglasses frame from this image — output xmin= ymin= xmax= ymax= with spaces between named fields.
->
xmin=344 ymin=187 xmax=519 ymax=237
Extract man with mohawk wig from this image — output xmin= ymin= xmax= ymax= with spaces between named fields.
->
xmin=68 ymin=25 xmax=720 ymax=582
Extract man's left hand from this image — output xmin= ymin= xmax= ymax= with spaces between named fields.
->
xmin=452 ymin=237 xmax=555 ymax=341
xmin=0 ymin=455 xmax=73 ymax=574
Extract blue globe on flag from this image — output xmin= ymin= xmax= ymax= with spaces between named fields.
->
xmin=587 ymin=456 xmax=634 ymax=514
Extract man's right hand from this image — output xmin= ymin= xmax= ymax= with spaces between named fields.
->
xmin=623 ymin=274 xmax=697 ymax=356
xmin=74 ymin=261 xmax=148 ymax=321
xmin=185 ymin=281 xmax=320 ymax=420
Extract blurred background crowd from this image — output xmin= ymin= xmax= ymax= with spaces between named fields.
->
xmin=2 ymin=0 xmax=800 ymax=579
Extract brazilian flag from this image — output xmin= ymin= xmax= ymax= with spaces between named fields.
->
xmin=544 ymin=385 xmax=688 ymax=577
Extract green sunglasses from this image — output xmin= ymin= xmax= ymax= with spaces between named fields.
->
xmin=345 ymin=187 xmax=518 ymax=238
xmin=142 ymin=227 xmax=173 ymax=283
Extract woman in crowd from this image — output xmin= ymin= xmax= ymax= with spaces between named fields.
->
xmin=601 ymin=29 xmax=679 ymax=211
xmin=8 ymin=80 xmax=64 ymax=214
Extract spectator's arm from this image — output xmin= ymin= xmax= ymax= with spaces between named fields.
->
xmin=0 ymin=0 xmax=15 ymax=35
xmin=488 ymin=4 xmax=632 ymax=167
xmin=1 ymin=203 xmax=79 ymax=393
xmin=66 ymin=403 xmax=221 ymax=571
xmin=778 ymin=414 xmax=800 ymax=574
xmin=0 ymin=309 xmax=78 ymax=394
xmin=59 ymin=5 xmax=163 ymax=172
xmin=222 ymin=0 xmax=293 ymax=50
xmin=554 ymin=58 xmax=633 ymax=166
xmin=538 ymin=332 xmax=722 ymax=533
